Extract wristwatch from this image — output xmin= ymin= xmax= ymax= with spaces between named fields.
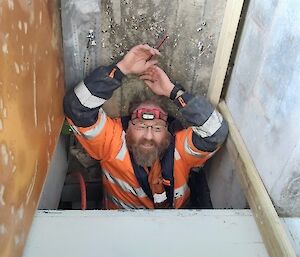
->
xmin=170 ymin=84 xmax=185 ymax=100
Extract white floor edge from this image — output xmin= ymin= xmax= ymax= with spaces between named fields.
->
xmin=23 ymin=209 xmax=300 ymax=257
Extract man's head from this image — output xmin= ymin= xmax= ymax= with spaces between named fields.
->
xmin=126 ymin=94 xmax=171 ymax=167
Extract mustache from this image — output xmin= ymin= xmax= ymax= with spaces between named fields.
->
xmin=138 ymin=139 xmax=157 ymax=147
xmin=125 ymin=128 xmax=172 ymax=167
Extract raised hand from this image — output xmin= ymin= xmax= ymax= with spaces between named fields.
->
xmin=117 ymin=44 xmax=160 ymax=75
xmin=139 ymin=66 xmax=174 ymax=97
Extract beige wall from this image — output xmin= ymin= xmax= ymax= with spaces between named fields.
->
xmin=0 ymin=1 xmax=65 ymax=256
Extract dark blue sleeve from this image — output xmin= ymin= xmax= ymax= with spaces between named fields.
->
xmin=63 ymin=65 xmax=124 ymax=127
xmin=174 ymin=92 xmax=228 ymax=152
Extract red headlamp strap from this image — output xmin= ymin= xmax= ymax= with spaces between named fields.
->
xmin=131 ymin=108 xmax=168 ymax=122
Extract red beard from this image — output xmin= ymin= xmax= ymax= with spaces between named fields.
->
xmin=125 ymin=131 xmax=171 ymax=167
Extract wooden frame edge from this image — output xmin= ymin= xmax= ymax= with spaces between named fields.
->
xmin=207 ymin=0 xmax=244 ymax=106
xmin=218 ymin=100 xmax=296 ymax=257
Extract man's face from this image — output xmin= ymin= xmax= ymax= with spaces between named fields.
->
xmin=126 ymin=103 xmax=171 ymax=167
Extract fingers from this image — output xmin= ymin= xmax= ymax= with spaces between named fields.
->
xmin=139 ymin=73 xmax=157 ymax=87
xmin=149 ymin=48 xmax=161 ymax=56
xmin=152 ymin=65 xmax=163 ymax=72
xmin=140 ymin=66 xmax=159 ymax=80
xmin=145 ymin=59 xmax=158 ymax=70
xmin=135 ymin=44 xmax=161 ymax=56
xmin=139 ymin=74 xmax=153 ymax=81
xmin=142 ymin=65 xmax=156 ymax=74
xmin=143 ymin=80 xmax=154 ymax=88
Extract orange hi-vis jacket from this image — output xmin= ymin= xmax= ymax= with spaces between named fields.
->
xmin=63 ymin=65 xmax=228 ymax=209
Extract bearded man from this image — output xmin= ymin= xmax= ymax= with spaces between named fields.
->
xmin=63 ymin=44 xmax=228 ymax=209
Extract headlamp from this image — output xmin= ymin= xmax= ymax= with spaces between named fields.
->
xmin=131 ymin=108 xmax=168 ymax=122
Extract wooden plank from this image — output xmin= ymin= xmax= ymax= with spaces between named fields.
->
xmin=207 ymin=0 xmax=244 ymax=106
xmin=218 ymin=101 xmax=297 ymax=257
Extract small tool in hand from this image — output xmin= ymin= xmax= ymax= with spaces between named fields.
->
xmin=147 ymin=32 xmax=169 ymax=61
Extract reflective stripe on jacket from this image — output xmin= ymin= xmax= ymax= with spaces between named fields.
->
xmin=67 ymin=112 xmax=222 ymax=209
xmin=64 ymin=65 xmax=228 ymax=209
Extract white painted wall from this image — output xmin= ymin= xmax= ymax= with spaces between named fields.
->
xmin=225 ymin=0 xmax=300 ymax=216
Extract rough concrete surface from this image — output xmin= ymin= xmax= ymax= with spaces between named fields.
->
xmin=206 ymin=146 xmax=248 ymax=209
xmin=61 ymin=0 xmax=226 ymax=116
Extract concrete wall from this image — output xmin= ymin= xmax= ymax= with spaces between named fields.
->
xmin=61 ymin=0 xmax=226 ymax=117
xmin=224 ymin=0 xmax=300 ymax=216
xmin=206 ymin=147 xmax=248 ymax=209
xmin=38 ymin=135 xmax=68 ymax=209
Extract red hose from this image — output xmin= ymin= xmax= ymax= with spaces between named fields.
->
xmin=73 ymin=172 xmax=87 ymax=210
